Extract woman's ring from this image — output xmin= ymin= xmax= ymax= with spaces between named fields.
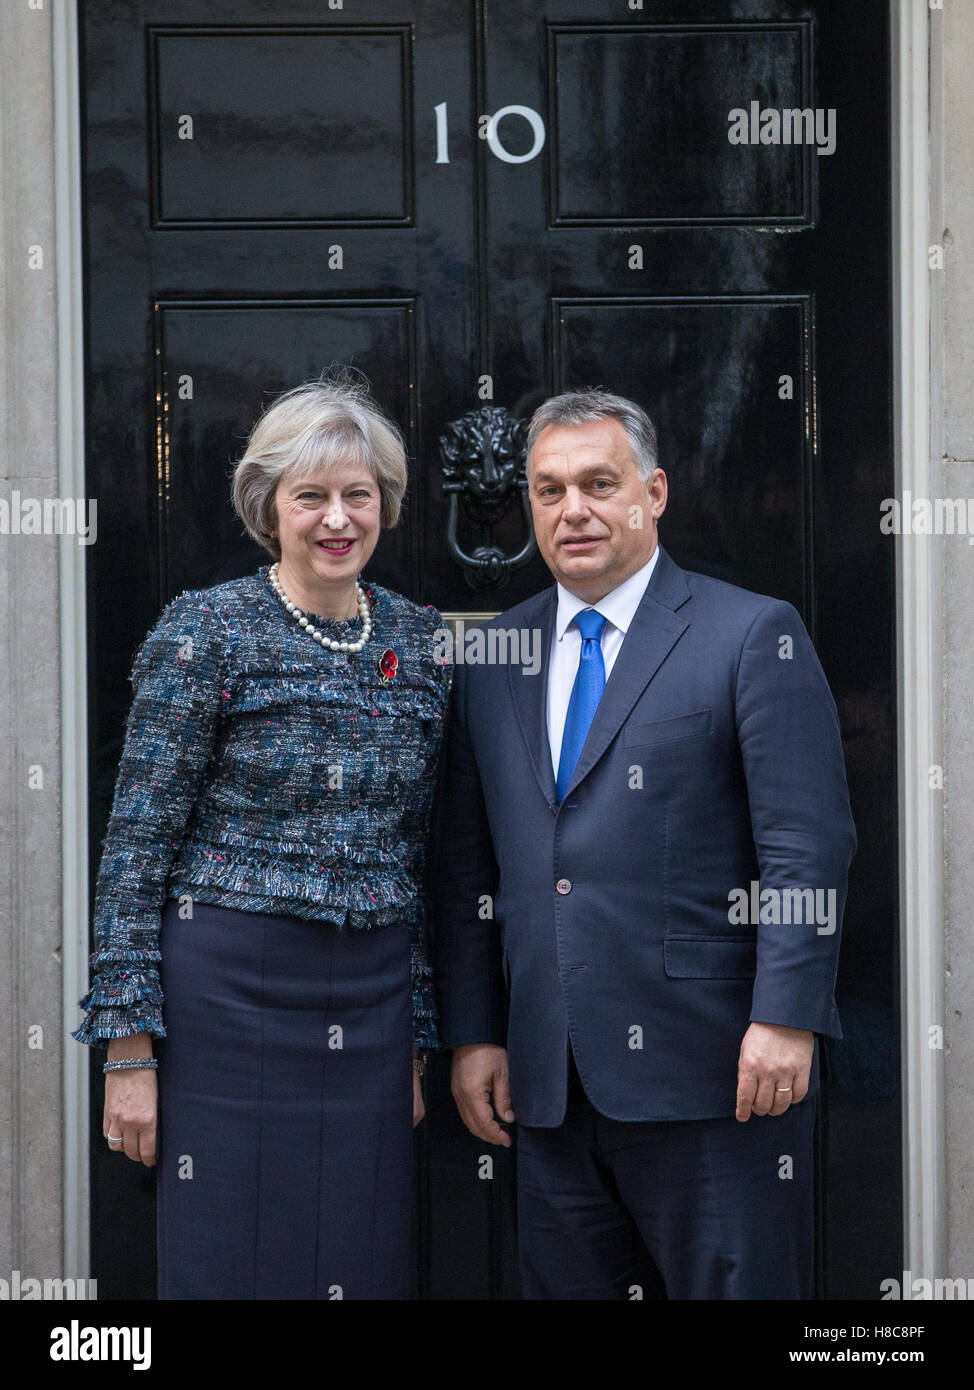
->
xmin=107 ymin=1134 xmax=123 ymax=1144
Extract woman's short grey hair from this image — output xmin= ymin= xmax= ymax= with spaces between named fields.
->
xmin=526 ymin=389 xmax=659 ymax=480
xmin=232 ymin=376 xmax=408 ymax=559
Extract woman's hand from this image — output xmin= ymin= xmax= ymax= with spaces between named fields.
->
xmin=104 ymin=1037 xmax=158 ymax=1166
xmin=413 ymin=1048 xmax=426 ymax=1128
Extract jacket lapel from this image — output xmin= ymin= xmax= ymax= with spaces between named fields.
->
xmin=506 ymin=587 xmax=558 ymax=807
xmin=563 ymin=546 xmax=691 ymax=800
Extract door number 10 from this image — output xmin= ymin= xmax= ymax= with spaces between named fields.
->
xmin=434 ymin=102 xmax=546 ymax=165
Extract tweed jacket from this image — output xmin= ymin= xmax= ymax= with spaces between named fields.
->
xmin=72 ymin=565 xmax=449 ymax=1050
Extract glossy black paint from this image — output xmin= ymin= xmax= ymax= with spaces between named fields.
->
xmin=82 ymin=0 xmax=898 ymax=1300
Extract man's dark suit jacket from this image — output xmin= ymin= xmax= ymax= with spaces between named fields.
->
xmin=432 ymin=545 xmax=857 ymax=1127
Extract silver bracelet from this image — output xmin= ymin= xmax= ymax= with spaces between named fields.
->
xmin=103 ymin=1057 xmax=158 ymax=1073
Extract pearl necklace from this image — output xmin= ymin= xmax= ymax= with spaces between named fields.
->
xmin=268 ymin=562 xmax=373 ymax=654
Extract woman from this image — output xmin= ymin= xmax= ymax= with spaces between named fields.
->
xmin=73 ymin=376 xmax=448 ymax=1299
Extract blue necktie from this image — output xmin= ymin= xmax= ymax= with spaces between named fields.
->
xmin=556 ymin=609 xmax=607 ymax=801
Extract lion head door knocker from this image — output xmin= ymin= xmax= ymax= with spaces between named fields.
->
xmin=439 ymin=406 xmax=537 ymax=593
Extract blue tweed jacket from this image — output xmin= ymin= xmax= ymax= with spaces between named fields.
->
xmin=72 ymin=565 xmax=449 ymax=1051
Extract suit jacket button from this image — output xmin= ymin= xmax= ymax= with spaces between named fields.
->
xmin=556 ymin=878 xmax=572 ymax=895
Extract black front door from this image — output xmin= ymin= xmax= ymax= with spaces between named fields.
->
xmin=81 ymin=0 xmax=897 ymax=1300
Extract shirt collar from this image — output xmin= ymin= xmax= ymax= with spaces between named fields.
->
xmin=554 ymin=545 xmax=661 ymax=641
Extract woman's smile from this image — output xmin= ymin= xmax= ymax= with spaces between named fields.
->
xmin=315 ymin=537 xmax=355 ymax=554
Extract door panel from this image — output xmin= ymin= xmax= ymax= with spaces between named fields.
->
xmin=155 ymin=299 xmax=419 ymax=596
xmin=149 ymin=26 xmax=414 ymax=226
xmin=547 ymin=21 xmax=813 ymax=225
xmin=81 ymin=0 xmax=897 ymax=1300
xmin=553 ymin=295 xmax=814 ymax=606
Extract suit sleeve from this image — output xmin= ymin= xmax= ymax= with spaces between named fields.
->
xmin=71 ymin=592 xmax=229 ymax=1046
xmin=734 ymin=599 xmax=857 ymax=1039
xmin=430 ymin=658 xmax=507 ymax=1048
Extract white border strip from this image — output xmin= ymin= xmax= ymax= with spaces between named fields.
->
xmin=53 ymin=0 xmax=90 ymax=1280
xmin=892 ymin=0 xmax=945 ymax=1282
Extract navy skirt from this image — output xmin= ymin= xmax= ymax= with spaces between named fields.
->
xmin=155 ymin=899 xmax=413 ymax=1300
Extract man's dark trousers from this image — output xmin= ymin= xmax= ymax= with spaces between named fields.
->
xmin=515 ymin=1045 xmax=816 ymax=1299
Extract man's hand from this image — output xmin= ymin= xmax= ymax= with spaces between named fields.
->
xmin=451 ymin=1043 xmax=515 ymax=1147
xmin=736 ymin=1021 xmax=813 ymax=1122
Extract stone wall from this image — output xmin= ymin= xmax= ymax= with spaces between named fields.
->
xmin=0 ymin=1 xmax=66 ymax=1280
xmin=942 ymin=0 xmax=974 ymax=1280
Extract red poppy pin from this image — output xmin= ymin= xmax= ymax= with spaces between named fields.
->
xmin=378 ymin=649 xmax=398 ymax=685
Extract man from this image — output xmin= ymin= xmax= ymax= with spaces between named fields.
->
xmin=432 ymin=389 xmax=856 ymax=1300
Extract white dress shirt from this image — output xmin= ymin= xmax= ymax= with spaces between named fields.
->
xmin=546 ymin=546 xmax=661 ymax=779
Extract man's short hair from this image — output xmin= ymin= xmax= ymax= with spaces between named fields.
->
xmin=526 ymin=389 xmax=659 ymax=481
